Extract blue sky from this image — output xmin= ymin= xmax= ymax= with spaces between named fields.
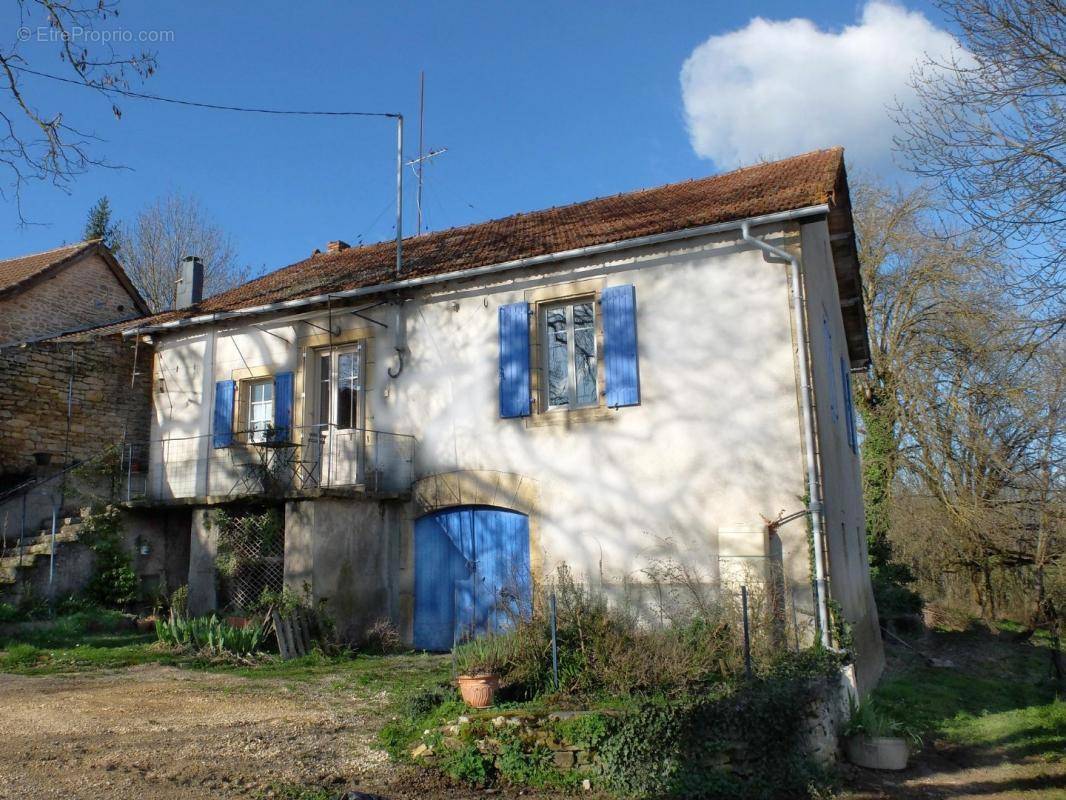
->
xmin=3 ymin=1 xmax=951 ymax=276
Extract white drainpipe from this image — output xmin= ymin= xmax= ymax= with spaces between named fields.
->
xmin=741 ymin=221 xmax=832 ymax=649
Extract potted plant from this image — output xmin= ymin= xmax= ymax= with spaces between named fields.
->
xmin=843 ymin=699 xmax=920 ymax=771
xmin=454 ymin=635 xmax=509 ymax=708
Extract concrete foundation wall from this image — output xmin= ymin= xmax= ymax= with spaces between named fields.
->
xmin=284 ymin=497 xmax=400 ymax=643
xmin=186 ymin=508 xmax=218 ymax=615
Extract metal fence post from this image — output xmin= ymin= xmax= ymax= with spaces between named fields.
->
xmin=549 ymin=592 xmax=559 ymax=691
xmin=741 ymin=584 xmax=752 ymax=679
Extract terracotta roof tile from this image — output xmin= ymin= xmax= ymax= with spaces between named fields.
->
xmin=131 ymin=148 xmax=853 ymax=328
xmin=0 ymin=240 xmax=98 ymax=296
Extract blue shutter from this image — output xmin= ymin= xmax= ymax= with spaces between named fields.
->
xmin=840 ymin=357 xmax=857 ymax=453
xmin=603 ymin=284 xmax=640 ymax=408
xmin=498 ymin=302 xmax=531 ymax=418
xmin=212 ymin=380 xmax=235 ymax=449
xmin=273 ymin=371 xmax=294 ymax=443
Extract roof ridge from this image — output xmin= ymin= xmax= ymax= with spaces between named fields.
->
xmin=309 ymin=147 xmax=845 ymax=260
xmin=0 ymin=238 xmax=97 ymax=265
xmin=131 ymin=146 xmax=849 ymax=328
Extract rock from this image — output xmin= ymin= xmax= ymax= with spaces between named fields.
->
xmin=553 ymin=750 xmax=576 ymax=769
xmin=457 ymin=715 xmax=470 ymax=724
xmin=582 ymin=779 xmax=592 ymax=791
xmin=491 ymin=716 xmax=507 ymax=728
xmin=410 ymin=743 xmax=432 ymax=759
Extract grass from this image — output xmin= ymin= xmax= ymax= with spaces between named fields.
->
xmin=0 ymin=608 xmax=175 ymax=673
xmin=869 ymin=627 xmax=1065 ymax=762
xmin=0 ymin=607 xmax=452 ymax=704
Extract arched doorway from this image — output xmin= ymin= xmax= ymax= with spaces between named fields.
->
xmin=413 ymin=506 xmax=532 ymax=651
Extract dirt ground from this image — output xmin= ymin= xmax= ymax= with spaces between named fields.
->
xmin=840 ymin=743 xmax=1066 ymax=800
xmin=1 ymin=656 xmax=1061 ymax=800
xmin=0 ymin=664 xmax=494 ymax=800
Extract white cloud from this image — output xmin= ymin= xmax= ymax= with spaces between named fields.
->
xmin=680 ymin=2 xmax=960 ymax=171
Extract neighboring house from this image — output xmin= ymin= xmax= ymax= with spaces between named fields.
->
xmin=0 ymin=240 xmax=151 ymax=481
xmin=0 ymin=239 xmax=149 ymax=347
xmin=119 ymin=147 xmax=884 ymax=689
xmin=0 ymin=242 xmax=169 ymax=605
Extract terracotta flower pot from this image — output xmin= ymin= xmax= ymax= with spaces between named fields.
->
xmin=845 ymin=734 xmax=910 ymax=771
xmin=457 ymin=675 xmax=499 ymax=708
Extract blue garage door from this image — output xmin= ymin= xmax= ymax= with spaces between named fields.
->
xmin=413 ymin=506 xmax=532 ymax=651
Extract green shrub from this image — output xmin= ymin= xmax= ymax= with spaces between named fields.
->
xmin=377 ymin=686 xmax=464 ymax=760
xmin=844 ymin=698 xmax=922 ymax=747
xmin=81 ymin=506 xmax=138 ymax=608
xmin=496 ymin=731 xmax=571 ymax=789
xmin=0 ymin=602 xmax=19 ymax=624
xmin=596 ymin=672 xmax=831 ymax=799
xmin=438 ymin=739 xmax=491 ymax=786
xmin=0 ymin=643 xmax=40 ymax=669
xmin=488 ymin=565 xmax=765 ymax=700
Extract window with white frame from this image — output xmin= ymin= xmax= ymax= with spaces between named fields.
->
xmin=316 ymin=344 xmax=364 ymax=431
xmin=543 ymin=299 xmax=598 ymax=410
xmin=247 ymin=379 xmax=274 ymax=443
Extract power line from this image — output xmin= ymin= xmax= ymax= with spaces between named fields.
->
xmin=10 ymin=65 xmax=400 ymax=118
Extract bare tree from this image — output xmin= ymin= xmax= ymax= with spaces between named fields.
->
xmin=117 ymin=191 xmax=251 ymax=311
xmin=854 ymin=178 xmax=1064 ymax=678
xmin=1 ymin=1 xmax=156 ymax=221
xmin=893 ymin=0 xmax=1065 ymax=305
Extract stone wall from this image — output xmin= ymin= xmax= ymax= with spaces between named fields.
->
xmin=0 ymin=334 xmax=153 ymax=483
xmin=412 ymin=669 xmax=857 ymax=792
xmin=0 ymin=252 xmax=141 ymax=346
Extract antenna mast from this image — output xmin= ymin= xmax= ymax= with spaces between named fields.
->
xmin=417 ymin=71 xmax=425 ymax=235
xmin=395 ymin=114 xmax=403 ymax=275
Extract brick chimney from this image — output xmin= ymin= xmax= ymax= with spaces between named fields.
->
xmin=327 ymin=240 xmax=350 ymax=254
xmin=175 ymin=256 xmax=204 ymax=309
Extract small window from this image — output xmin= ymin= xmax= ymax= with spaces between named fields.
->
xmin=543 ymin=299 xmax=598 ymax=410
xmin=247 ymin=379 xmax=274 ymax=443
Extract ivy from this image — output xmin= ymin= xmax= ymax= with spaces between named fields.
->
xmin=857 ymin=392 xmax=923 ymax=620
xmin=596 ymin=674 xmax=830 ymax=799
xmin=81 ymin=505 xmax=138 ymax=608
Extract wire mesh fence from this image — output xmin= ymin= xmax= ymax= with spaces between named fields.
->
xmin=214 ymin=508 xmax=285 ymax=613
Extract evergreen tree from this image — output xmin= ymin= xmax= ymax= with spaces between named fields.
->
xmin=83 ymin=196 xmax=118 ymax=250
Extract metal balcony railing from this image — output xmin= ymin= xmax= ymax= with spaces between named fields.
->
xmin=119 ymin=424 xmax=416 ymax=503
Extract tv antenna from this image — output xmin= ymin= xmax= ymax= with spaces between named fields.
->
xmin=405 ymin=70 xmax=448 ymax=235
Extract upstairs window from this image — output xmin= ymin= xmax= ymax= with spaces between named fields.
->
xmin=544 ymin=299 xmax=598 ymax=410
xmin=247 ymin=380 xmax=274 ymax=443
xmin=498 ymin=285 xmax=639 ymax=420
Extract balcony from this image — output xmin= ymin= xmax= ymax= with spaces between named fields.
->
xmin=119 ymin=425 xmax=415 ymax=504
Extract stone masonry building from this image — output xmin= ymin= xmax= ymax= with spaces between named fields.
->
xmin=0 ymin=239 xmax=148 ymax=347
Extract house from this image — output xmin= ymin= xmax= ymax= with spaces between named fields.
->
xmin=0 ymin=240 xmax=153 ymax=483
xmin=119 ymin=147 xmax=884 ymax=689
xmin=0 ymin=239 xmax=149 ymax=347
xmin=0 ymin=242 xmax=170 ymax=605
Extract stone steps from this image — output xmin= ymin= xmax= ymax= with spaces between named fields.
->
xmin=0 ymin=519 xmax=85 ymax=586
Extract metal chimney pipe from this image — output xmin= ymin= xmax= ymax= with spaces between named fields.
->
xmin=175 ymin=256 xmax=204 ymax=309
